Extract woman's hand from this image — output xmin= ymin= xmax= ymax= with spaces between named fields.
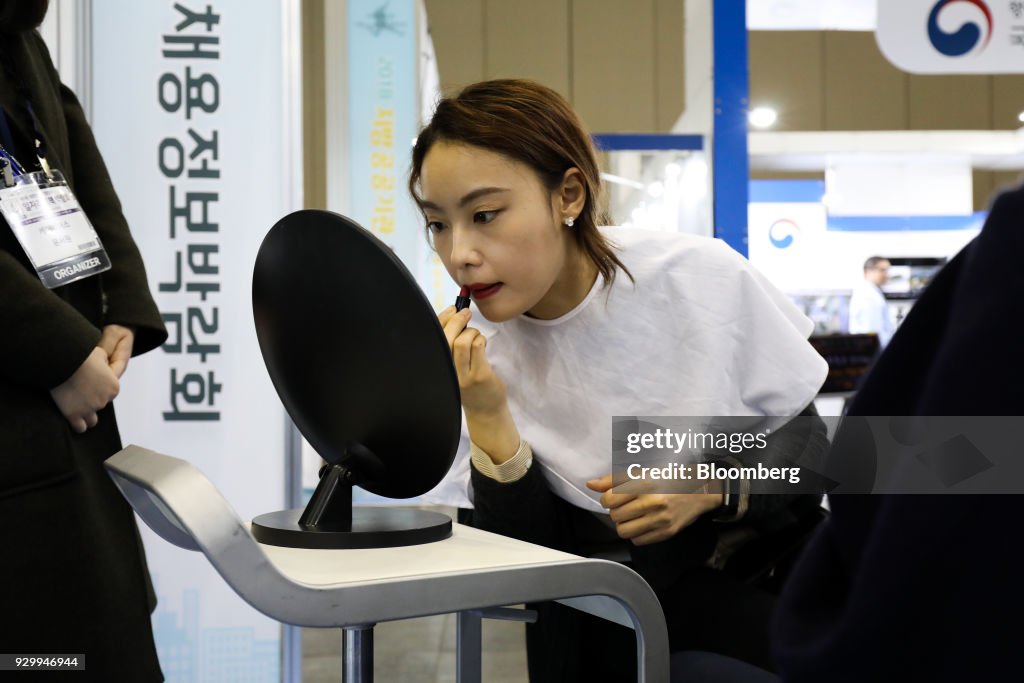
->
xmin=49 ymin=346 xmax=121 ymax=433
xmin=439 ymin=306 xmax=507 ymax=416
xmin=98 ymin=324 xmax=135 ymax=378
xmin=586 ymin=474 xmax=723 ymax=546
xmin=439 ymin=305 xmax=520 ymax=463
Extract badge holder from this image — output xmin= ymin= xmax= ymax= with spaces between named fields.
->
xmin=0 ymin=168 xmax=111 ymax=288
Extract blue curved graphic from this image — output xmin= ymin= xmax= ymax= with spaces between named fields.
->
xmin=927 ymin=0 xmax=993 ymax=57
xmin=768 ymin=219 xmax=797 ymax=249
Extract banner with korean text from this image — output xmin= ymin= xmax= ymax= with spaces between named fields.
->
xmin=90 ymin=2 xmax=300 ymax=680
xmin=344 ymin=0 xmax=450 ymax=310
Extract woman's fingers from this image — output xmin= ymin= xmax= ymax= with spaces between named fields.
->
xmin=108 ymin=337 xmax=132 ymax=378
xmin=454 ymin=331 xmax=493 ymax=382
xmin=440 ymin=306 xmax=507 ymax=416
xmin=629 ymin=528 xmax=672 ymax=546
xmin=452 ymin=326 xmax=481 ymax=378
xmin=468 ymin=334 xmax=491 ymax=379
xmin=608 ymin=498 xmax=648 ymax=525
xmin=440 ymin=307 xmax=472 ymax=349
xmin=438 ymin=305 xmax=456 ymax=327
xmin=607 ymin=494 xmax=711 ymax=545
xmin=614 ymin=512 xmax=663 ymax=542
xmin=599 ymin=489 xmax=637 ymax=510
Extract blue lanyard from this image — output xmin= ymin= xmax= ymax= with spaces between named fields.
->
xmin=22 ymin=101 xmax=53 ymax=179
xmin=0 ymin=44 xmax=53 ymax=180
xmin=0 ymin=107 xmax=27 ymax=176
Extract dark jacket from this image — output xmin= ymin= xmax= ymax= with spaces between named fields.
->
xmin=772 ymin=184 xmax=1024 ymax=681
xmin=468 ymin=398 xmax=828 ymax=681
xmin=0 ymin=30 xmax=166 ymax=681
xmin=469 ymin=402 xmax=829 ymax=584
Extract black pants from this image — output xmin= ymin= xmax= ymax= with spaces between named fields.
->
xmin=525 ymin=566 xmax=777 ymax=683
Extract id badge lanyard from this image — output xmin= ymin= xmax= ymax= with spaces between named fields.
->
xmin=0 ymin=103 xmax=111 ymax=288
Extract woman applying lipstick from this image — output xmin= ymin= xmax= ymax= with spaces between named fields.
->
xmin=410 ymin=79 xmax=828 ymax=681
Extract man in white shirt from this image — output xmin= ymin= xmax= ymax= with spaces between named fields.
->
xmin=848 ymin=256 xmax=894 ymax=348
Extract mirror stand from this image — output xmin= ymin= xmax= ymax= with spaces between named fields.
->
xmin=252 ymin=462 xmax=452 ymax=550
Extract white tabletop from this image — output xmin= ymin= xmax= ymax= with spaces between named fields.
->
xmin=258 ymin=521 xmax=584 ymax=586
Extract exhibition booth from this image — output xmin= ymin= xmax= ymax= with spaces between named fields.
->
xmin=19 ymin=0 xmax=1021 ymax=680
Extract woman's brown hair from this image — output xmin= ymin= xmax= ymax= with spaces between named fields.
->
xmin=409 ymin=79 xmax=633 ymax=286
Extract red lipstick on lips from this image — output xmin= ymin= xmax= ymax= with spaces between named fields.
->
xmin=455 ymin=285 xmax=471 ymax=312
xmin=466 ymin=283 xmax=502 ymax=301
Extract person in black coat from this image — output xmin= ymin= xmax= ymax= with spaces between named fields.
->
xmin=0 ymin=2 xmax=166 ymax=680
xmin=771 ymin=183 xmax=1024 ymax=681
xmin=671 ymin=182 xmax=1024 ymax=682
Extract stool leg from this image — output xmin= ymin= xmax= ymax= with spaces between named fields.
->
xmin=456 ymin=611 xmax=482 ymax=683
xmin=342 ymin=625 xmax=374 ymax=682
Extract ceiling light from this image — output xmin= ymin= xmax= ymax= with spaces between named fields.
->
xmin=749 ymin=106 xmax=778 ymax=129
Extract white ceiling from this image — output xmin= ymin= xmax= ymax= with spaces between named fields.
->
xmin=747 ymin=0 xmax=877 ymax=31
xmin=749 ymin=130 xmax=1024 ymax=172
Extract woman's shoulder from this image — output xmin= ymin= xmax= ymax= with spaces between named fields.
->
xmin=3 ymin=31 xmax=62 ymax=91
xmin=601 ymin=225 xmax=733 ymax=254
xmin=600 ymin=226 xmax=743 ymax=277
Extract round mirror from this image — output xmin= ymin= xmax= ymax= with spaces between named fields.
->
xmin=251 ymin=210 xmax=460 ymax=548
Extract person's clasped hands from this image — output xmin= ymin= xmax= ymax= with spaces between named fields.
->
xmin=49 ymin=324 xmax=135 ymax=433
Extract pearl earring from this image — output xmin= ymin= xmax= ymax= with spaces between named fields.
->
xmin=564 ymin=217 xmax=575 ymax=227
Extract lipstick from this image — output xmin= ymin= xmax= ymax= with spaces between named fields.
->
xmin=455 ymin=285 xmax=471 ymax=312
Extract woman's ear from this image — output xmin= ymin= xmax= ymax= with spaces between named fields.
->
xmin=557 ymin=167 xmax=587 ymax=220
